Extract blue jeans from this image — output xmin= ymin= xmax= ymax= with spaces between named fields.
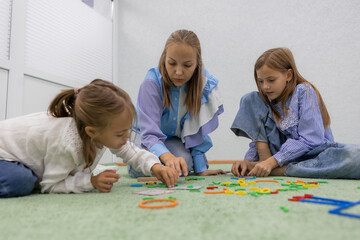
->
xmin=0 ymin=160 xmax=38 ymax=198
xmin=231 ymin=91 xmax=360 ymax=179
xmin=128 ymin=137 xmax=193 ymax=178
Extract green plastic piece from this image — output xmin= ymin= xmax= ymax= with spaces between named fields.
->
xmin=142 ymin=197 xmax=155 ymax=200
xmin=248 ymin=192 xmax=258 ymax=197
xmin=228 ymin=183 xmax=239 ymax=187
xmin=357 ymin=186 xmax=360 ymax=189
xmin=189 ymin=189 xmax=201 ymax=192
xmin=212 ymin=181 xmax=221 ymax=185
xmin=147 ymin=185 xmax=157 ymax=188
xmin=273 ymin=178 xmax=284 ymax=180
xmin=167 ymin=196 xmax=176 ymax=200
xmin=317 ymin=180 xmax=328 ymax=183
xmin=187 ymin=185 xmax=194 ymax=188
xmin=277 ymin=188 xmax=289 ymax=191
xmin=235 ymin=188 xmax=246 ymax=191
xmin=280 ymin=206 xmax=289 ymax=212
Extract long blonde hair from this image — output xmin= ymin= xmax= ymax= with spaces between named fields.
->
xmin=159 ymin=29 xmax=203 ymax=117
xmin=48 ymin=79 xmax=136 ymax=168
xmin=254 ymin=48 xmax=330 ymax=129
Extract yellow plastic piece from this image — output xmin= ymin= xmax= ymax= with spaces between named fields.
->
xmin=221 ymin=182 xmax=231 ymax=186
xmin=249 ymin=187 xmax=260 ymax=191
xmin=236 ymin=191 xmax=247 ymax=195
xmin=258 ymin=188 xmax=271 ymax=193
xmin=224 ymin=190 xmax=234 ymax=194
xmin=237 ymin=180 xmax=245 ymax=185
xmin=146 ymin=181 xmax=156 ymax=185
xmin=303 ymin=184 xmax=319 ymax=188
xmin=248 ymin=182 xmax=256 ymax=185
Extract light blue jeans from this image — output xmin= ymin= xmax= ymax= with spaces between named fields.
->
xmin=0 ymin=160 xmax=38 ymax=198
xmin=127 ymin=137 xmax=193 ymax=178
xmin=231 ymin=91 xmax=360 ymax=179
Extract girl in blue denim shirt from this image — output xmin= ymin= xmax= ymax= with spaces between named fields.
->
xmin=129 ymin=30 xmax=225 ymax=177
xmin=231 ymin=48 xmax=360 ymax=179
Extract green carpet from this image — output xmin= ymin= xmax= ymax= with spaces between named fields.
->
xmin=1 ymin=164 xmax=359 ymax=240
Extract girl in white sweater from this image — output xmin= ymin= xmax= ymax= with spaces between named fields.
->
xmin=0 ymin=79 xmax=178 ymax=198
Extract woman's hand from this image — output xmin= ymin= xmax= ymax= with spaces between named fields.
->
xmin=90 ymin=170 xmax=120 ymax=193
xmin=197 ymin=169 xmax=226 ymax=176
xmin=160 ymin=152 xmax=188 ymax=176
xmin=231 ymin=159 xmax=251 ymax=176
xmin=151 ymin=163 xmax=179 ymax=188
xmin=248 ymin=157 xmax=279 ymax=177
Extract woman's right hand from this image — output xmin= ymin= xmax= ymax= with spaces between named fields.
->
xmin=160 ymin=152 xmax=188 ymax=177
xmin=90 ymin=170 xmax=120 ymax=193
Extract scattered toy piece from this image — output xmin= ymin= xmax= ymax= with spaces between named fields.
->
xmin=142 ymin=197 xmax=155 ymax=200
xmin=254 ymin=180 xmax=279 ymax=183
xmin=133 ymin=189 xmax=175 ymax=196
xmin=169 ymin=186 xmax=202 ymax=190
xmin=146 ymin=181 xmax=157 ymax=185
xmin=288 ymin=194 xmax=360 ymax=219
xmin=189 ymin=189 xmax=201 ymax=192
xmin=280 ymin=206 xmax=289 ymax=212
xmin=138 ymin=199 xmax=178 ymax=209
xmin=130 ymin=184 xmax=143 ymax=187
xmin=236 ymin=191 xmax=246 ymax=195
xmin=203 ymin=191 xmax=225 ymax=194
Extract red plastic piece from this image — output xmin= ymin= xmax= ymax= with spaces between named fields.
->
xmin=304 ymin=194 xmax=314 ymax=198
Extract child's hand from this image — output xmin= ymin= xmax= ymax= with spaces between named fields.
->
xmin=197 ymin=169 xmax=226 ymax=176
xmin=151 ymin=164 xmax=179 ymax=188
xmin=248 ymin=157 xmax=279 ymax=177
xmin=160 ymin=153 xmax=188 ymax=177
xmin=90 ymin=170 xmax=120 ymax=193
xmin=231 ymin=159 xmax=250 ymax=176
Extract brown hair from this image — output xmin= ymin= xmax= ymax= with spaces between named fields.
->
xmin=254 ymin=48 xmax=330 ymax=128
xmin=48 ymin=79 xmax=136 ymax=168
xmin=159 ymin=29 xmax=203 ymax=117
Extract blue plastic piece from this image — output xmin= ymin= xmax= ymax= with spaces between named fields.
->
xmin=130 ymin=184 xmax=143 ymax=187
xmin=298 ymin=195 xmax=360 ymax=220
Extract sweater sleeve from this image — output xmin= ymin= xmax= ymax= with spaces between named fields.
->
xmin=110 ymin=142 xmax=161 ymax=176
xmin=137 ymin=78 xmax=170 ymax=157
xmin=41 ymin=148 xmax=93 ymax=194
xmin=244 ymin=141 xmax=259 ymax=162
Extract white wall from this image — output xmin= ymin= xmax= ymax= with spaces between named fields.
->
xmin=115 ymin=0 xmax=360 ymax=160
xmin=1 ymin=0 xmax=114 ymax=163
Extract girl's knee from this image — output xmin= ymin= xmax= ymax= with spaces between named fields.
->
xmin=0 ymin=172 xmax=36 ymax=198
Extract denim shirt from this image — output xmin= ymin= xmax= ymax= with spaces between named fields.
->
xmin=246 ymin=84 xmax=334 ymax=166
xmin=136 ymin=66 xmax=223 ymax=173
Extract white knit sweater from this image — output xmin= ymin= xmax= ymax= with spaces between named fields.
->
xmin=0 ymin=112 xmax=160 ymax=193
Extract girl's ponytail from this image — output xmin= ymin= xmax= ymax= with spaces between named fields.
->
xmin=48 ymin=89 xmax=77 ymax=117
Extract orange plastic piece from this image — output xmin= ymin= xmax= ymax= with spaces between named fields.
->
xmin=138 ymin=199 xmax=178 ymax=209
xmin=203 ymin=191 xmax=226 ymax=194
xmin=254 ymin=180 xmax=279 ymax=183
